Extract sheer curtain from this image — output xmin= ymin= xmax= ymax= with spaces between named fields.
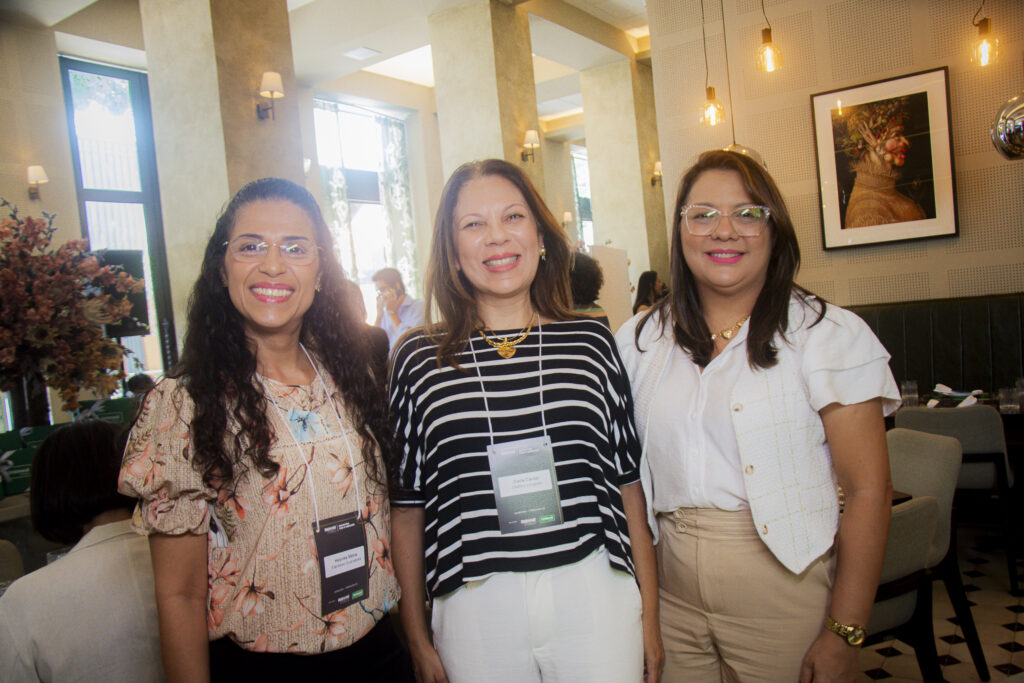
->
xmin=377 ymin=115 xmax=418 ymax=296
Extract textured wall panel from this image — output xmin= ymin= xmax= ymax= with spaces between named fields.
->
xmin=844 ymin=240 xmax=929 ymax=265
xmin=647 ymin=0 xmax=691 ymax=39
xmin=747 ymin=105 xmax=816 ymax=184
xmin=928 ymin=0 xmax=1024 ymax=62
xmin=796 ymin=279 xmax=837 ymax=301
xmin=737 ymin=0 xmax=788 ymax=16
xmin=741 ymin=11 xmax=817 ymax=99
xmin=946 ymin=166 xmax=1024 ymax=254
xmin=950 ymin=61 xmax=1022 ymax=156
xmin=848 ymin=272 xmax=930 ymax=306
xmin=826 ymin=0 xmax=914 ymax=84
xmin=788 ymin=192 xmax=836 ymax=271
xmin=949 ymin=263 xmax=1024 ymax=298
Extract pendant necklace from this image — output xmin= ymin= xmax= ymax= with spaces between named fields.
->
xmin=710 ymin=315 xmax=750 ymax=341
xmin=479 ymin=314 xmax=536 ymax=359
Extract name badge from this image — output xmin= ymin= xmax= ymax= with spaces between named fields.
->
xmin=312 ymin=512 xmax=369 ymax=616
xmin=487 ymin=435 xmax=563 ymax=535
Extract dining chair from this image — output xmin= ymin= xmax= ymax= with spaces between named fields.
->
xmin=886 ymin=427 xmax=989 ymax=681
xmin=895 ymin=405 xmax=1019 ymax=595
xmin=0 ymin=538 xmax=23 ymax=583
xmin=866 ymin=495 xmax=941 ymax=681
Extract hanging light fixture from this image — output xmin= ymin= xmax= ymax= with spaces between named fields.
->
xmin=970 ymin=0 xmax=998 ymax=67
xmin=755 ymin=0 xmax=781 ymax=73
xmin=719 ymin=0 xmax=765 ymax=166
xmin=698 ymin=0 xmax=724 ymax=127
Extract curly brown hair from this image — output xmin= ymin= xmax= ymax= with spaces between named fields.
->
xmin=171 ymin=178 xmax=392 ymax=490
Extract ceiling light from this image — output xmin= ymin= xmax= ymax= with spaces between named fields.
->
xmin=343 ymin=46 xmax=382 ymax=61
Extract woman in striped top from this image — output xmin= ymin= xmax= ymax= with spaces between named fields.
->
xmin=389 ymin=159 xmax=662 ymax=683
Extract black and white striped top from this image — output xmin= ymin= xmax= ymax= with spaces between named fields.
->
xmin=388 ymin=318 xmax=642 ymax=599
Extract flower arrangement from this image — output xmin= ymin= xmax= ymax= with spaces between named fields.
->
xmin=0 ymin=199 xmax=144 ymax=413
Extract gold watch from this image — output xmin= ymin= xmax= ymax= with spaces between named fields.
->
xmin=825 ymin=616 xmax=865 ymax=646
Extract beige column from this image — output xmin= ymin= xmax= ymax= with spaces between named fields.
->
xmin=428 ymin=0 xmax=544 ymax=190
xmin=580 ymin=59 xmax=667 ymax=284
xmin=139 ymin=0 xmax=303 ymax=342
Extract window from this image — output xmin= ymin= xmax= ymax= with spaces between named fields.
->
xmin=313 ymin=100 xmax=417 ymax=320
xmin=570 ymin=145 xmax=594 ymax=246
xmin=59 ymin=57 xmax=176 ymax=383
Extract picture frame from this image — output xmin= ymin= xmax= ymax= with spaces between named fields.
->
xmin=811 ymin=67 xmax=958 ymax=249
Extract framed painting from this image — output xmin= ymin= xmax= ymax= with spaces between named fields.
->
xmin=811 ymin=67 xmax=958 ymax=249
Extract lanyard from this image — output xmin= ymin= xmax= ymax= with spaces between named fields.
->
xmin=261 ymin=345 xmax=363 ymax=531
xmin=467 ymin=317 xmax=548 ymax=446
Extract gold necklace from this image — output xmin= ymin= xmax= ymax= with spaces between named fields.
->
xmin=479 ymin=314 xmax=535 ymax=359
xmin=710 ymin=315 xmax=750 ymax=341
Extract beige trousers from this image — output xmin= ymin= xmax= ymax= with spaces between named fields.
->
xmin=656 ymin=508 xmax=833 ymax=683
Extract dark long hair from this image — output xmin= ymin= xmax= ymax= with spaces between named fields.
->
xmin=172 ymin=178 xmax=391 ymax=489
xmin=632 ymin=270 xmax=659 ymax=314
xmin=635 ymin=149 xmax=824 ymax=368
xmin=424 ymin=159 xmax=573 ymax=368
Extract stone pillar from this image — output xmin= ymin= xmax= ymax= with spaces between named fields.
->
xmin=580 ymin=59 xmax=667 ymax=284
xmin=429 ymin=0 xmax=544 ymax=190
xmin=139 ymin=0 xmax=302 ymax=342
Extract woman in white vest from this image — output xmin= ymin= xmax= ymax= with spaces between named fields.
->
xmin=616 ymin=149 xmax=900 ymax=682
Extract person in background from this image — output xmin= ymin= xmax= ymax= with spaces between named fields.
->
xmin=632 ymin=270 xmax=666 ymax=315
xmin=0 ymin=419 xmax=163 ymax=683
xmin=390 ymin=159 xmax=662 ymax=683
xmin=373 ymin=267 xmax=425 ymax=348
xmin=126 ymin=372 xmax=157 ymax=397
xmin=617 ymin=149 xmax=898 ymax=682
xmin=119 ymin=178 xmax=413 ymax=682
xmin=341 ymin=278 xmax=390 ymax=384
xmin=570 ymin=251 xmax=610 ymax=328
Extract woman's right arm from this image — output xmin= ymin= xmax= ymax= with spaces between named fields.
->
xmin=392 ymin=506 xmax=447 ymax=683
xmin=150 ymin=532 xmax=210 ymax=683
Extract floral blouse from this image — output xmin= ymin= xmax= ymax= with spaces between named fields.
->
xmin=118 ymin=375 xmax=399 ymax=654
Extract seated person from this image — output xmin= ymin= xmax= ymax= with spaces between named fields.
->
xmin=0 ymin=420 xmax=163 ymax=682
xmin=570 ymin=251 xmax=610 ymax=327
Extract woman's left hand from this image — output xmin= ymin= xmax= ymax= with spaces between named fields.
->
xmin=798 ymin=630 xmax=859 ymax=683
xmin=642 ymin=618 xmax=665 ymax=682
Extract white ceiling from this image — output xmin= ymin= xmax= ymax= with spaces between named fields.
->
xmin=0 ymin=0 xmax=647 ymax=125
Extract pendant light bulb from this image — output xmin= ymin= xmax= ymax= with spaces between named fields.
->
xmin=756 ymin=28 xmax=781 ymax=73
xmin=970 ymin=17 xmax=998 ymax=66
xmin=700 ymin=86 xmax=725 ymax=127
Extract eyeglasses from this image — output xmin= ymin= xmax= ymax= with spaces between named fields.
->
xmin=222 ymin=236 xmax=321 ymax=265
xmin=681 ymin=204 xmax=772 ymax=237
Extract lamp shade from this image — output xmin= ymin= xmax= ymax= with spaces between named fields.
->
xmin=27 ymin=165 xmax=49 ymax=185
xmin=523 ymin=129 xmax=540 ymax=149
xmin=259 ymin=71 xmax=285 ymax=98
xmin=653 ymin=161 xmax=663 ymax=177
xmin=562 ymin=211 xmax=573 ymax=223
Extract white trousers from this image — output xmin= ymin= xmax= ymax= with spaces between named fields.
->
xmin=431 ymin=550 xmax=644 ymax=683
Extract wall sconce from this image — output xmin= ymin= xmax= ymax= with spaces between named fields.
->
xmin=521 ymin=129 xmax=540 ymax=162
xmin=651 ymin=161 xmax=663 ymax=186
xmin=562 ymin=211 xmax=573 ymax=229
xmin=256 ymin=71 xmax=284 ymax=120
xmin=27 ymin=165 xmax=48 ymax=200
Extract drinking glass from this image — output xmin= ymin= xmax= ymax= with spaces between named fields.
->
xmin=998 ymin=387 xmax=1021 ymax=414
xmin=900 ymin=380 xmax=919 ymax=407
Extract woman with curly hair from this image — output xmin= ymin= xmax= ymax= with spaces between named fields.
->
xmin=119 ymin=178 xmax=414 ymax=682
xmin=389 ymin=159 xmax=662 ymax=683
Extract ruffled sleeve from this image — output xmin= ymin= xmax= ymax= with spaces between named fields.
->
xmin=118 ymin=379 xmax=213 ymax=535
xmin=799 ymin=303 xmax=901 ymax=416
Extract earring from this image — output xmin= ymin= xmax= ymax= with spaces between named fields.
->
xmin=540 ymin=247 xmax=547 ymax=261
xmin=315 ymin=280 xmax=322 ymax=292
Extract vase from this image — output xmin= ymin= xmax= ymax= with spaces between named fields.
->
xmin=8 ymin=371 xmax=50 ymax=429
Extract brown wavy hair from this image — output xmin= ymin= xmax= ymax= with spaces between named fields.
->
xmin=635 ymin=149 xmax=824 ymax=368
xmin=170 ymin=178 xmax=391 ymax=489
xmin=424 ymin=159 xmax=573 ymax=368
